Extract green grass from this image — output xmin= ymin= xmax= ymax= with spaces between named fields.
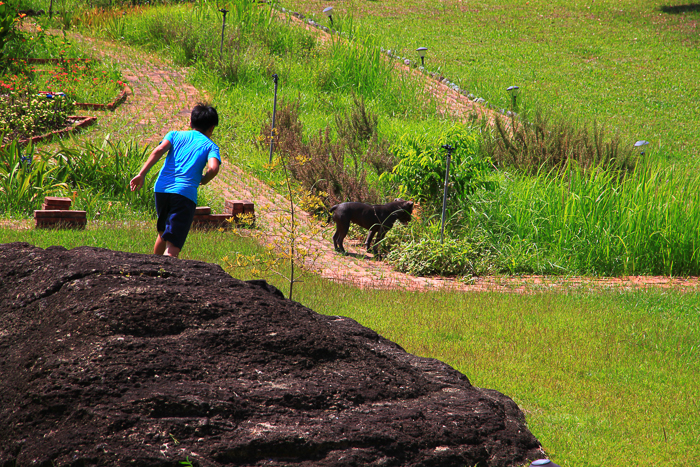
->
xmin=281 ymin=0 xmax=700 ymax=162
xmin=3 ymin=7 xmax=699 ymax=464
xmin=1 ymin=225 xmax=698 ymax=467
xmin=467 ymin=158 xmax=700 ymax=276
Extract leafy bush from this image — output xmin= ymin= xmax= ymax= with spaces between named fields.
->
xmin=0 ymin=74 xmax=75 ymax=143
xmin=382 ymin=125 xmax=496 ymax=209
xmin=0 ymin=1 xmax=17 ymax=61
xmin=375 ymin=210 xmax=495 ymax=277
xmin=386 ymin=236 xmax=481 ymax=277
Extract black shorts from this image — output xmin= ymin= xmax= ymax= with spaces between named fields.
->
xmin=155 ymin=192 xmax=196 ymax=249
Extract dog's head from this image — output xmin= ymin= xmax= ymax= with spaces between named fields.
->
xmin=393 ymin=199 xmax=414 ymax=225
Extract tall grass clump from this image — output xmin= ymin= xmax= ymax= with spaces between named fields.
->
xmin=259 ymin=96 xmax=396 ymax=206
xmin=481 ymin=110 xmax=637 ymax=174
xmin=0 ymin=141 xmax=69 ymax=216
xmin=0 ymin=138 xmax=161 ymax=218
xmin=54 ymin=139 xmax=159 ymax=212
xmin=472 ymin=158 xmax=700 ymax=276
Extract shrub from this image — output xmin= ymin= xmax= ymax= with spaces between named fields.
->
xmin=0 ymin=2 xmax=16 ymax=61
xmin=386 ymin=237 xmax=482 ymax=277
xmin=260 ymin=97 xmax=395 ymax=207
xmin=381 ymin=125 xmax=496 ymax=209
xmin=375 ymin=209 xmax=495 ymax=277
xmin=0 ymin=74 xmax=75 ymax=143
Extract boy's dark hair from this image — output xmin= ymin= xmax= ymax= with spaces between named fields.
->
xmin=190 ymin=103 xmax=219 ymax=131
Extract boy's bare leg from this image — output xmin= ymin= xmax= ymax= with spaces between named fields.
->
xmin=154 ymin=232 xmax=167 ymax=255
xmin=164 ymin=243 xmax=181 ymax=258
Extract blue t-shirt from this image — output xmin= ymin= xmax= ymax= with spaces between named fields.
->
xmin=154 ymin=130 xmax=221 ymax=204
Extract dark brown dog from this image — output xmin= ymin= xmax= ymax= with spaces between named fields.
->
xmin=329 ymin=199 xmax=414 ymax=253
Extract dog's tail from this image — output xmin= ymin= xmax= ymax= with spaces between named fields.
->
xmin=327 ymin=204 xmax=339 ymax=225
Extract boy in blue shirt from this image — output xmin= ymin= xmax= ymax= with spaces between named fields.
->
xmin=130 ymin=103 xmax=222 ymax=258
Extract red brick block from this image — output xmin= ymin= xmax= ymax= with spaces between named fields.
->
xmin=242 ymin=201 xmax=255 ymax=214
xmin=35 ymin=218 xmax=87 ymax=229
xmin=195 ymin=206 xmax=211 ymax=216
xmin=43 ymin=197 xmax=72 ymax=210
xmin=224 ymin=200 xmax=244 ymax=215
xmin=34 ymin=210 xmax=87 ymax=219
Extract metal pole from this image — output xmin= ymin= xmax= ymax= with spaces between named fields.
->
xmin=440 ymin=144 xmax=453 ymax=244
xmin=219 ymin=9 xmax=228 ymax=59
xmin=268 ymin=74 xmax=279 ymax=164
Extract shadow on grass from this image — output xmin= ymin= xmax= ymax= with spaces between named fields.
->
xmin=658 ymin=3 xmax=700 ymax=14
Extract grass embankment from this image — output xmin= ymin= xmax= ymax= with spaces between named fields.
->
xmin=282 ymin=0 xmax=700 ymax=161
xmin=1 ymin=226 xmax=698 ymax=467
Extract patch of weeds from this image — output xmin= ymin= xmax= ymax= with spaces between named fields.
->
xmin=481 ymin=110 xmax=637 ymax=174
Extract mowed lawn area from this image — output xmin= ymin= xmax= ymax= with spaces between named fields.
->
xmin=1 ymin=226 xmax=699 ymax=467
xmin=282 ymin=0 xmax=700 ymax=161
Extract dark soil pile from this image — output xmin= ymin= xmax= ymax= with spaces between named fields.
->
xmin=0 ymin=242 xmax=544 ymax=467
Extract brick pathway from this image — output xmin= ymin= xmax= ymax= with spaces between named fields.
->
xmin=44 ymin=31 xmax=700 ymax=293
xmin=70 ymin=35 xmax=206 ymax=143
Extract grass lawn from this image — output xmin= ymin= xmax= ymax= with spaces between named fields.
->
xmin=1 ymin=225 xmax=698 ymax=466
xmin=281 ymin=0 xmax=700 ymax=162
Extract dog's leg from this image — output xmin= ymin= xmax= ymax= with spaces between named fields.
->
xmin=333 ymin=222 xmax=349 ymax=253
xmin=365 ymin=228 xmax=377 ymax=252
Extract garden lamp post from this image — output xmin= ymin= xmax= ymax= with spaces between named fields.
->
xmin=634 ymin=140 xmax=649 ymax=156
xmin=416 ymin=47 xmax=428 ymax=67
xmin=440 ymin=144 xmax=454 ymax=244
xmin=219 ymin=8 xmax=228 ymax=59
xmin=323 ymin=7 xmax=334 ymax=26
xmin=507 ymin=85 xmax=520 ymax=110
xmin=268 ymin=74 xmax=280 ymax=164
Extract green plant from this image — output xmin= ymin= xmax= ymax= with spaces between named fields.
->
xmin=470 ymin=158 xmax=700 ymax=276
xmin=482 ymin=110 xmax=637 ymax=174
xmin=382 ymin=125 xmax=496 ymax=209
xmin=54 ymin=138 xmax=158 ymax=212
xmin=0 ymin=140 xmax=70 ymax=216
xmin=385 ymin=236 xmax=479 ymax=277
xmin=0 ymin=74 xmax=75 ymax=143
xmin=222 ymin=157 xmax=329 ymax=300
xmin=0 ymin=1 xmax=16 ymax=61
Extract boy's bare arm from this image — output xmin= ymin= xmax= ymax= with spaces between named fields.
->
xmin=200 ymin=158 xmax=220 ymax=186
xmin=130 ymin=140 xmax=171 ymax=191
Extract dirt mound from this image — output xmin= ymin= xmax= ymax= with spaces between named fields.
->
xmin=0 ymin=242 xmax=544 ymax=467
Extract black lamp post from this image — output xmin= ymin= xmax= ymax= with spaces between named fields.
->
xmin=634 ymin=140 xmax=649 ymax=156
xmin=323 ymin=7 xmax=334 ymax=26
xmin=219 ymin=8 xmax=228 ymax=59
xmin=507 ymin=85 xmax=520 ymax=110
xmin=416 ymin=47 xmax=428 ymax=67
